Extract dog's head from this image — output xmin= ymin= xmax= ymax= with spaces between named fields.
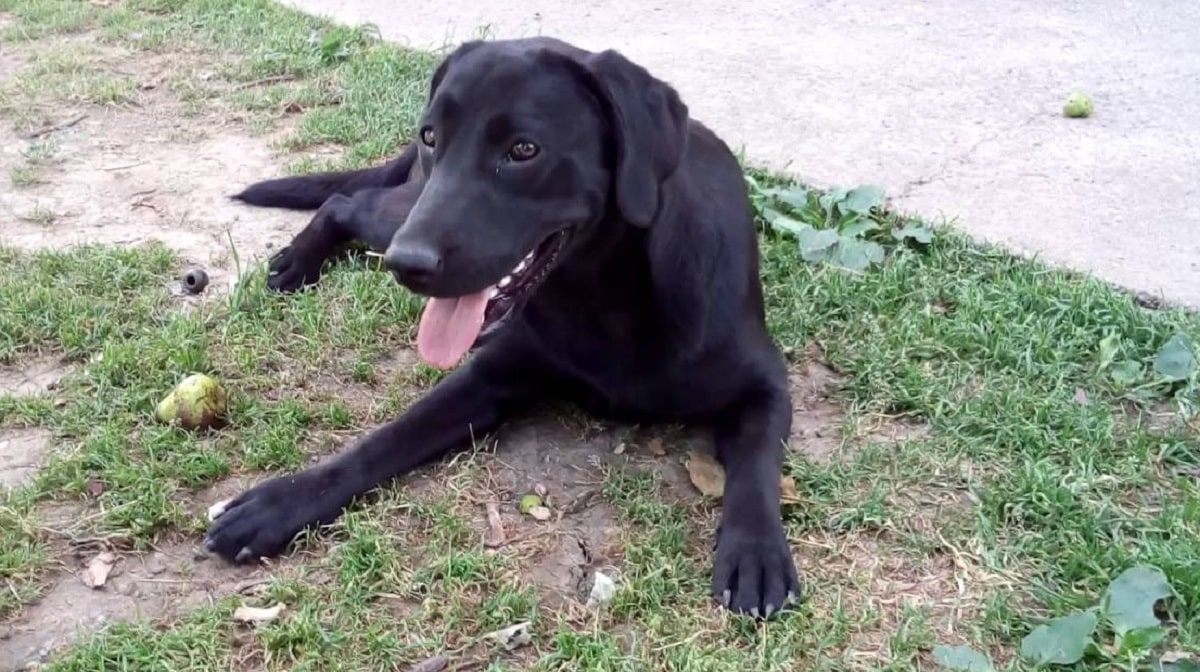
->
xmin=382 ymin=37 xmax=690 ymax=368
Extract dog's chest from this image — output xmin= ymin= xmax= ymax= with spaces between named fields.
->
xmin=521 ymin=283 xmax=674 ymax=412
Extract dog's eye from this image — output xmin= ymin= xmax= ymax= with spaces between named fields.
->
xmin=420 ymin=127 xmax=436 ymax=147
xmin=508 ymin=141 xmax=539 ymax=162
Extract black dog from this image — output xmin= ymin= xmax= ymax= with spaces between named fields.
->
xmin=207 ymin=36 xmax=801 ymax=619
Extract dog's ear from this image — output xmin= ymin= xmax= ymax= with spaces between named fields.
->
xmin=582 ymin=49 xmax=689 ymax=227
xmin=429 ymin=40 xmax=485 ymax=100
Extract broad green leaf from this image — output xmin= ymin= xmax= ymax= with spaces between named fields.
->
xmin=893 ymin=224 xmax=934 ymax=245
xmin=766 ymin=186 xmax=810 ymax=210
xmin=1153 ymin=334 xmax=1197 ymax=382
xmin=841 ymin=220 xmax=880 ymax=239
xmin=818 ymin=187 xmax=849 ymax=214
xmin=798 ymin=228 xmax=840 ymax=263
xmin=932 ymin=644 xmax=995 ymax=671
xmin=1019 ymin=610 xmax=1098 ymax=666
xmin=1097 ymin=333 xmax=1121 ymax=371
xmin=762 ymin=208 xmax=809 ymax=236
xmin=1103 ymin=565 xmax=1173 ymax=636
xmin=830 ymin=239 xmax=884 ymax=271
xmin=1117 ymin=625 xmax=1167 ymax=656
xmin=1110 ymin=360 xmax=1142 ymax=386
xmin=840 ymin=185 xmax=887 ymax=215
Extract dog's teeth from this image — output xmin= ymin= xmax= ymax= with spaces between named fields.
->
xmin=524 ymin=251 xmax=535 ymax=263
xmin=498 ymin=275 xmax=511 ymax=288
xmin=514 ymin=260 xmax=527 ymax=274
xmin=488 ymin=287 xmax=499 ymax=299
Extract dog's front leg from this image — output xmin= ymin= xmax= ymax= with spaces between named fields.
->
xmin=709 ymin=385 xmax=802 ymax=618
xmin=204 ymin=342 xmax=540 ymax=563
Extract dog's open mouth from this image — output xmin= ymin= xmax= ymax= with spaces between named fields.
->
xmin=415 ymin=228 xmax=572 ymax=369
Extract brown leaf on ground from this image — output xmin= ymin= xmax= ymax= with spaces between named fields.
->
xmin=81 ymin=551 xmax=116 ymax=589
xmin=483 ymin=502 xmax=506 ymax=548
xmin=647 ymin=437 xmax=667 ymax=457
xmin=686 ymin=451 xmax=725 ymax=498
xmin=780 ymin=476 xmax=801 ymax=504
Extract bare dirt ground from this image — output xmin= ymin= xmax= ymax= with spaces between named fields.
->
xmin=0 ymin=22 xmax=936 ymax=668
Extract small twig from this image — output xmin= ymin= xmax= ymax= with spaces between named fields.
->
xmin=23 ymin=113 xmax=88 ymax=139
xmin=232 ymin=74 xmax=297 ymax=91
xmin=102 ymin=161 xmax=145 ymax=172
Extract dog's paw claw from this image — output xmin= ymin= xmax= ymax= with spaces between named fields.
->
xmin=712 ymin=525 xmax=801 ymax=620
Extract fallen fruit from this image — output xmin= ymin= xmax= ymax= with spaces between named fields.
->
xmin=519 ymin=494 xmax=542 ymax=514
xmin=1063 ymin=91 xmax=1093 ymax=118
xmin=155 ymin=373 xmax=228 ymax=430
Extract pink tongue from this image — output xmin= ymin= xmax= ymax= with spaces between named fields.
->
xmin=416 ymin=289 xmax=492 ymax=369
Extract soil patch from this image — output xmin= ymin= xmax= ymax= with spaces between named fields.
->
xmin=0 ymin=537 xmax=269 ymax=668
xmin=0 ymin=354 xmax=68 ymax=397
xmin=0 ymin=428 xmax=52 ymax=489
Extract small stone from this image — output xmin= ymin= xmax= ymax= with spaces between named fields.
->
xmin=528 ymin=505 xmax=552 ymax=521
xmin=145 ymin=553 xmax=167 ymax=576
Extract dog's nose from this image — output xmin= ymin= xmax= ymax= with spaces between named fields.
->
xmin=383 ymin=241 xmax=442 ymax=286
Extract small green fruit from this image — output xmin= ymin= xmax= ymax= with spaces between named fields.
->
xmin=519 ymin=494 xmax=542 ymax=514
xmin=156 ymin=373 xmax=227 ymax=430
xmin=1063 ymin=91 xmax=1094 ymax=118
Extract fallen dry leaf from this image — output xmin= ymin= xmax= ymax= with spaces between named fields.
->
xmin=1073 ymin=387 xmax=1089 ymax=405
xmin=81 ymin=551 xmax=116 ymax=589
xmin=208 ymin=498 xmax=232 ymax=522
xmin=586 ymin=571 xmax=617 ymax=608
xmin=613 ymin=442 xmax=626 ymax=455
xmin=85 ymin=478 xmax=106 ymax=498
xmin=528 ymin=505 xmax=552 ymax=521
xmin=486 ymin=621 xmax=532 ymax=651
xmin=233 ymin=602 xmax=286 ymax=624
xmin=483 ymin=502 xmax=506 ymax=548
xmin=407 ymin=655 xmax=449 ymax=672
xmin=686 ymin=451 xmax=725 ymax=498
xmin=780 ymin=476 xmax=800 ymax=504
xmin=647 ymin=438 xmax=667 ymax=457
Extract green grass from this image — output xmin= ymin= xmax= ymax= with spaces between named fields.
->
xmin=2 ymin=0 xmax=1200 ymax=670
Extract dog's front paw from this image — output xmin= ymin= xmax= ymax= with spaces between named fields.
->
xmin=711 ymin=523 xmax=801 ymax=619
xmin=266 ymin=245 xmax=324 ymax=293
xmin=204 ymin=472 xmax=343 ymax=563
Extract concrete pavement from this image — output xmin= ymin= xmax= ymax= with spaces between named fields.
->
xmin=282 ymin=0 xmax=1200 ymax=307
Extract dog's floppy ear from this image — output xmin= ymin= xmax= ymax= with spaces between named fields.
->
xmin=428 ymin=40 xmax=485 ymax=100
xmin=582 ymin=49 xmax=689 ymax=227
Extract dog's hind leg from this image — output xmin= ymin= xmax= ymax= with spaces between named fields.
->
xmin=233 ymin=143 xmax=419 ymax=211
xmin=266 ymin=181 xmax=422 ymax=293
xmin=708 ymin=379 xmax=802 ymax=619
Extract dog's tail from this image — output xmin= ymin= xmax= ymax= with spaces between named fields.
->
xmin=231 ymin=144 xmax=419 ymax=211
